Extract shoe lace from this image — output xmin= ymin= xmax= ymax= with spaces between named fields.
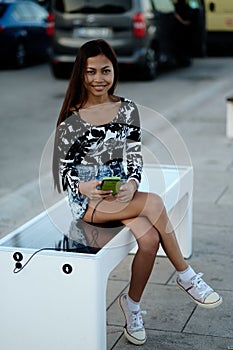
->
xmin=191 ymin=272 xmax=213 ymax=298
xmin=129 ymin=310 xmax=147 ymax=332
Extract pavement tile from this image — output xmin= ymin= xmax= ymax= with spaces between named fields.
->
xmin=218 ymin=182 xmax=233 ymax=205
xmin=108 ymin=255 xmax=133 ymax=282
xmin=107 ymin=326 xmax=123 ymax=350
xmin=138 ymin=284 xmax=197 ymax=333
xmin=107 ymin=284 xmax=196 ymax=333
xmin=109 ymin=255 xmax=175 ymax=285
xmin=192 ymin=223 xmax=233 ymax=256
xmin=193 ymin=202 xmax=233 ymax=227
xmin=107 ymin=280 xmax=129 ymax=309
xmin=178 ymin=123 xmax=233 ymax=171
xmin=147 ymin=257 xmax=176 ymax=284
xmin=227 ymin=162 xmax=233 ymax=171
xmin=188 ymin=144 xmax=233 ymax=172
xmin=184 ymin=290 xmax=233 ymax=338
xmin=192 ymin=170 xmax=232 ymax=204
xmin=112 ymin=330 xmax=233 ymax=350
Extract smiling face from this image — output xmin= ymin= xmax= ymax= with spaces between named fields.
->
xmin=84 ymin=54 xmax=114 ymax=104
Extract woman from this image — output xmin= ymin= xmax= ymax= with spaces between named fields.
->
xmin=53 ymin=39 xmax=222 ymax=346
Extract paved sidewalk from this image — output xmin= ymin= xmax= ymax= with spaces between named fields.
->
xmin=106 ymin=63 xmax=233 ymax=349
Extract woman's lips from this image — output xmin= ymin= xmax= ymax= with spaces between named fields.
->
xmin=92 ymin=85 xmax=107 ymax=91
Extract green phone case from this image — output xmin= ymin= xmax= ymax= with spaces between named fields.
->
xmin=100 ymin=176 xmax=122 ymax=195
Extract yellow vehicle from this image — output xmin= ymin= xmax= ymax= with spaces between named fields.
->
xmin=205 ymin=0 xmax=233 ymax=49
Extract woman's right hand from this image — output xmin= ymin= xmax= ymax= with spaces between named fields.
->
xmin=78 ymin=180 xmax=113 ymax=200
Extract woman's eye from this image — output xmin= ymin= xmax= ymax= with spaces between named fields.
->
xmin=87 ymin=70 xmax=95 ymax=75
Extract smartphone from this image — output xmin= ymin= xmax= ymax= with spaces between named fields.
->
xmin=97 ymin=176 xmax=122 ymax=195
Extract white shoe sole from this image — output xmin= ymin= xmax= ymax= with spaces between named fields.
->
xmin=118 ymin=295 xmax=147 ymax=345
xmin=123 ymin=327 xmax=147 ymax=345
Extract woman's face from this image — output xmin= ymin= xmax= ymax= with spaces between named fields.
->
xmin=84 ymin=54 xmax=114 ymax=101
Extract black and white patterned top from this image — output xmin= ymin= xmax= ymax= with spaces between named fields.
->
xmin=57 ymin=97 xmax=143 ymax=219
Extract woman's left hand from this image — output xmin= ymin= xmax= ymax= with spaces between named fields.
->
xmin=116 ymin=180 xmax=137 ymax=202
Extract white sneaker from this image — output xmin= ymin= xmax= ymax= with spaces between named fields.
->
xmin=177 ymin=272 xmax=223 ymax=309
xmin=119 ymin=293 xmax=147 ymax=345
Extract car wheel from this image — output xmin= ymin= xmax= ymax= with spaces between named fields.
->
xmin=140 ymin=48 xmax=158 ymax=81
xmin=15 ymin=42 xmax=27 ymax=68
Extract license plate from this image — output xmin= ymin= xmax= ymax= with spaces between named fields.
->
xmin=74 ymin=27 xmax=112 ymax=38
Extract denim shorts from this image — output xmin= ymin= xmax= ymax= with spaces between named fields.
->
xmin=67 ymin=161 xmax=127 ymax=219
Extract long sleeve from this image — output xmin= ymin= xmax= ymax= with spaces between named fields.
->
xmin=57 ymin=121 xmax=80 ymax=195
xmin=125 ymin=101 xmax=143 ymax=184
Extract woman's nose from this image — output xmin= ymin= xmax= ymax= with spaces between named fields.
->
xmin=94 ymin=72 xmax=104 ymax=81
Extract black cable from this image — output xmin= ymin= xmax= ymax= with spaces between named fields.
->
xmin=89 ymin=197 xmax=107 ymax=248
xmin=13 ymin=247 xmax=59 ymax=274
xmin=13 ymin=199 xmax=107 ymax=274
xmin=90 ymin=197 xmax=105 ymax=223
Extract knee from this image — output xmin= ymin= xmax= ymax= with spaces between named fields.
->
xmin=137 ymin=230 xmax=160 ymax=256
xmin=149 ymin=193 xmax=166 ymax=214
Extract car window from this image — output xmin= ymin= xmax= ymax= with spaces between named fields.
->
xmin=172 ymin=0 xmax=200 ymax=10
xmin=141 ymin=0 xmax=154 ymax=14
xmin=13 ymin=2 xmax=47 ymax=21
xmin=0 ymin=4 xmax=8 ymax=18
xmin=27 ymin=2 xmax=48 ymax=20
xmin=188 ymin=0 xmax=200 ymax=9
xmin=152 ymin=0 xmax=175 ymax=13
xmin=13 ymin=3 xmax=34 ymax=21
xmin=53 ymin=0 xmax=132 ymax=14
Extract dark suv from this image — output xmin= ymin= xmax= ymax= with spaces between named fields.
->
xmin=50 ymin=0 xmax=160 ymax=80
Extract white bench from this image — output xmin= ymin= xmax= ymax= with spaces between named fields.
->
xmin=0 ymin=164 xmax=192 ymax=350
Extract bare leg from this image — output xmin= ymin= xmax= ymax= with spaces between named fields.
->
xmin=83 ymin=191 xmax=188 ymax=272
xmin=121 ymin=216 xmax=160 ymax=302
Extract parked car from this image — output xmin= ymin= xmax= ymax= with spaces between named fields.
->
xmin=50 ymin=0 xmax=160 ymax=80
xmin=0 ymin=0 xmax=54 ymax=68
xmin=50 ymin=0 xmax=206 ymax=80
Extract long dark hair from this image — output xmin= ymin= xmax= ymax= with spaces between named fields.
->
xmin=53 ymin=39 xmax=119 ymax=192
